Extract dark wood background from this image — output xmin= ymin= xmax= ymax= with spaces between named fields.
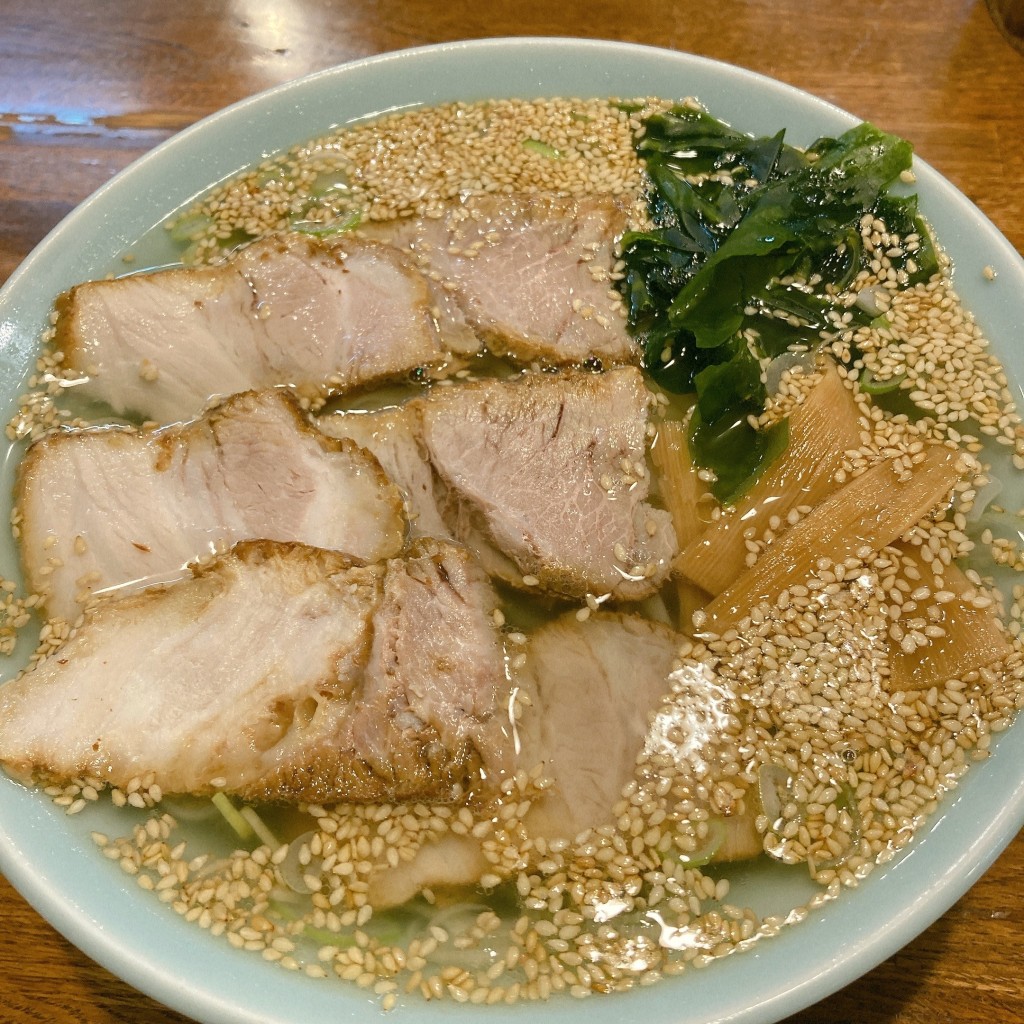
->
xmin=0 ymin=1 xmax=1022 ymax=1021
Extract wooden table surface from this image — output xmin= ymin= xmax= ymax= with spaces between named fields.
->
xmin=1 ymin=1 xmax=1022 ymax=1022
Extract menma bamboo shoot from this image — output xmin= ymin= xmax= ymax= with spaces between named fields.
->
xmin=678 ymin=361 xmax=864 ymax=596
xmin=887 ymin=544 xmax=1013 ymax=691
xmin=703 ymin=444 xmax=965 ymax=632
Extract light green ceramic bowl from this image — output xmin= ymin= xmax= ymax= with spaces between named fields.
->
xmin=1 ymin=38 xmax=1022 ymax=1024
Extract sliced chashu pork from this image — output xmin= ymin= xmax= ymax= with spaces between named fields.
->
xmin=0 ymin=539 xmax=512 ymax=803
xmin=364 ymin=191 xmax=636 ymax=366
xmin=17 ymin=388 xmax=405 ymax=623
xmin=321 ymin=367 xmax=677 ymax=602
xmin=419 ymin=366 xmax=676 ymax=601
xmin=57 ymin=233 xmax=480 ymax=423
xmin=369 ymin=612 xmax=762 ymax=907
xmin=513 ymin=613 xmax=685 ymax=841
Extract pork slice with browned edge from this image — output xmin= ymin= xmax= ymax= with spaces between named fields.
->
xmin=58 ymin=233 xmax=481 ymax=423
xmin=366 ymin=191 xmax=637 ymax=366
xmin=17 ymin=388 xmax=406 ymax=623
xmin=0 ymin=540 xmax=513 ymax=805
xmin=417 ymin=366 xmax=677 ymax=602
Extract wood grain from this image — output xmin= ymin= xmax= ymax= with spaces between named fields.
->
xmin=0 ymin=1 xmax=1022 ymax=1021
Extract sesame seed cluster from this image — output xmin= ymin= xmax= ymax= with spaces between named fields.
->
xmin=166 ymin=98 xmax=646 ymax=266
xmin=4 ymin=97 xmax=1024 ymax=1010
xmin=5 ymin=339 xmax=88 ymax=444
xmin=686 ymin=556 xmax=1022 ymax=882
xmin=831 ymin=214 xmax=1023 ymax=464
xmin=0 ymin=575 xmax=34 ymax=656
